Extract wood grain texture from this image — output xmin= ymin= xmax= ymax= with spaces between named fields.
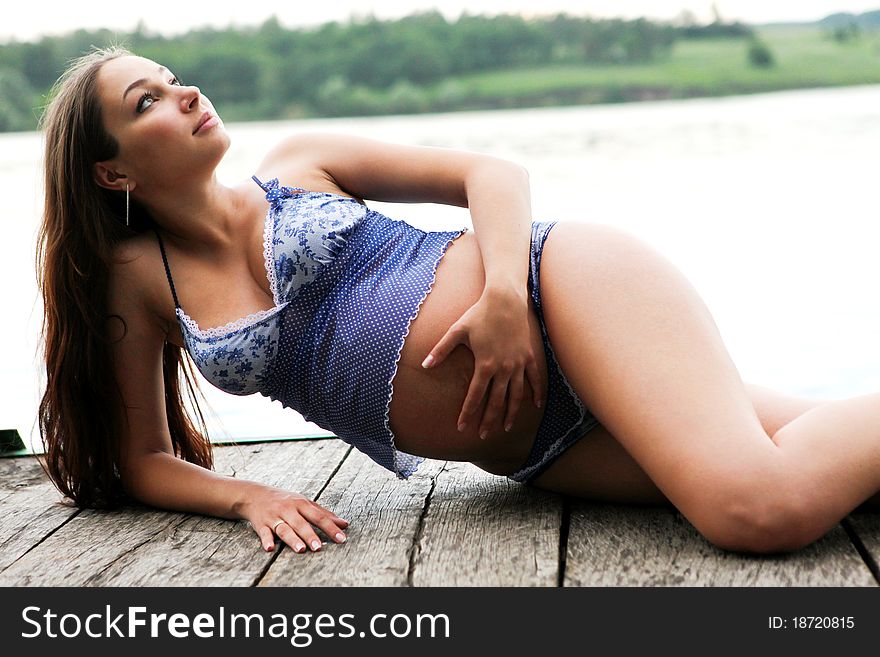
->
xmin=410 ymin=461 xmax=563 ymax=587
xmin=0 ymin=457 xmax=78 ymax=576
xmin=843 ymin=506 xmax=880 ymax=580
xmin=564 ymin=502 xmax=878 ymax=586
xmin=259 ymin=450 xmax=444 ymax=587
xmin=2 ymin=441 xmax=878 ymax=587
xmin=0 ymin=440 xmax=349 ymax=586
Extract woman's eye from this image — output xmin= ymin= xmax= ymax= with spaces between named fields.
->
xmin=135 ymin=77 xmax=184 ymax=113
xmin=136 ymin=92 xmax=155 ymax=113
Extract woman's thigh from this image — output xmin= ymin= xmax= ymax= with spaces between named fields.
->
xmin=530 ymin=222 xmax=785 ymax=529
xmin=529 ymin=382 xmax=828 ymax=504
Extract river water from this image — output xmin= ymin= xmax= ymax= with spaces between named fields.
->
xmin=3 ymin=85 xmax=879 ymax=451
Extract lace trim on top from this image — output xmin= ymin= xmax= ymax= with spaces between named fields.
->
xmin=263 ymin=199 xmax=282 ymax=308
xmin=176 ymin=304 xmax=286 ymax=341
xmin=258 ymin=175 xmax=318 ymax=309
xmin=174 ymin=177 xmax=309 ymax=341
xmin=382 ymin=226 xmax=468 ymax=477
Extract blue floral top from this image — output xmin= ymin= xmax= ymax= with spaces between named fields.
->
xmin=155 ymin=175 xmax=469 ymax=478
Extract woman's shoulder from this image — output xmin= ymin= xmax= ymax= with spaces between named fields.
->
xmin=110 ymin=232 xmax=161 ymax=283
xmin=108 ymin=234 xmax=178 ymax=342
xmin=258 ymin=131 xmax=349 ymax=169
xmin=108 ymin=235 xmax=153 ymax=295
xmin=254 ymin=131 xmax=362 ymax=199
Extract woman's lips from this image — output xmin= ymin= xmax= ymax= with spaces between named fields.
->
xmin=193 ymin=113 xmax=220 ymax=135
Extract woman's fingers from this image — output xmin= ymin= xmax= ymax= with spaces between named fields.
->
xmin=423 ymin=323 xmax=465 ymax=369
xmin=250 ymin=521 xmax=304 ymax=553
xmin=286 ymin=503 xmax=349 ymax=552
xmin=503 ymin=370 xmax=525 ymax=432
xmin=253 ymin=506 xmax=350 ymax=555
xmin=275 ymin=522 xmax=311 ymax=553
xmin=458 ymin=367 xmax=491 ymax=431
xmin=478 ymin=375 xmax=511 ymax=439
xmin=525 ymin=358 xmax=544 ymax=408
xmin=300 ymin=504 xmax=349 ymax=545
xmin=256 ymin=525 xmax=276 ymax=552
xmin=468 ymin=363 xmax=532 ymax=438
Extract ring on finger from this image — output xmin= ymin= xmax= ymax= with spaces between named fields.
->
xmin=271 ymin=519 xmax=286 ymax=532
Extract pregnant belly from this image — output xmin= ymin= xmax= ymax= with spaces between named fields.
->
xmin=388 ymin=230 xmax=548 ymax=476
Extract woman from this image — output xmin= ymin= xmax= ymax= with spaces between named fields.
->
xmin=36 ymin=47 xmax=880 ymax=559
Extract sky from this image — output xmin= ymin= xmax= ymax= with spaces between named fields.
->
xmin=1 ymin=1 xmax=879 ymax=43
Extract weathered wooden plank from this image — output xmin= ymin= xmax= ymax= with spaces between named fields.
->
xmin=0 ymin=440 xmax=349 ymax=586
xmin=410 ymin=461 xmax=562 ymax=586
xmin=844 ymin=507 xmax=880 ymax=580
xmin=0 ymin=457 xmax=79 ymax=575
xmin=564 ymin=502 xmax=877 ymax=586
xmin=7 ymin=440 xmax=876 ymax=587
xmin=2 ymin=506 xmax=187 ymax=586
xmin=259 ymin=450 xmax=444 ymax=587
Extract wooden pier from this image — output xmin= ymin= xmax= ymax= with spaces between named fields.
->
xmin=2 ymin=439 xmax=878 ymax=586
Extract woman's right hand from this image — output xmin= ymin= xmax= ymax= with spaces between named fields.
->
xmin=237 ymin=483 xmax=350 ymax=554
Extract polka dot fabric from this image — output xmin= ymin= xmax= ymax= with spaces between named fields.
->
xmin=160 ymin=175 xmax=468 ymax=478
xmin=158 ymin=177 xmax=602 ymax=482
xmin=507 ymin=221 xmax=602 ymax=484
xmin=266 ymin=211 xmax=472 ymax=477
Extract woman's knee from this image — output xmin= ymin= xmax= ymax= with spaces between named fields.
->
xmin=685 ymin=469 xmax=816 ymax=554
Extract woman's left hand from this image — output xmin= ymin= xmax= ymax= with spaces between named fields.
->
xmin=421 ymin=286 xmax=543 ymax=439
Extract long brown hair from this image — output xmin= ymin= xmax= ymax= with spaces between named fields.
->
xmin=35 ymin=46 xmax=213 ymax=509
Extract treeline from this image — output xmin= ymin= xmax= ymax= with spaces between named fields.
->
xmin=0 ymin=11 xmax=737 ymax=131
xmin=819 ymin=9 xmax=880 ymax=28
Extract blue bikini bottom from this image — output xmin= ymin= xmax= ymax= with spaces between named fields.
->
xmin=507 ymin=221 xmax=602 ymax=484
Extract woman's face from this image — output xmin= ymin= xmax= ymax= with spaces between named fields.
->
xmin=95 ymin=55 xmax=230 ymax=191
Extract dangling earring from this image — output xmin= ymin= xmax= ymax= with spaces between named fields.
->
xmin=125 ymin=183 xmax=130 ymax=227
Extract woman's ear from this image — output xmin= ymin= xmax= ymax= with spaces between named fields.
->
xmin=93 ymin=162 xmax=128 ymax=191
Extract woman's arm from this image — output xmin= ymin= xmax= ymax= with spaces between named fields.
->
xmin=122 ymin=450 xmax=345 ymax=553
xmin=107 ymin=242 xmax=347 ymax=553
xmin=448 ymin=162 xmax=543 ymax=435
xmin=263 ymin=133 xmax=545 ymax=436
xmin=263 ymin=130 xmax=534 ymax=295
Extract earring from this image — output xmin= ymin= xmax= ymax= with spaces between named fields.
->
xmin=125 ymin=183 xmax=130 ymax=227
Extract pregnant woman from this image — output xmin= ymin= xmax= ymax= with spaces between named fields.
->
xmin=37 ymin=47 xmax=880 ymax=558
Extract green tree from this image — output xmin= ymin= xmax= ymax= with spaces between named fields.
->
xmin=831 ymin=23 xmax=861 ymax=43
xmin=747 ymin=38 xmax=775 ymax=68
xmin=19 ymin=40 xmax=59 ymax=89
xmin=0 ymin=12 xmax=694 ymax=130
xmin=0 ymin=68 xmax=38 ymax=131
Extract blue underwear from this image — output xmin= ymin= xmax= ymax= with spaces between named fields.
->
xmin=507 ymin=221 xmax=602 ymax=484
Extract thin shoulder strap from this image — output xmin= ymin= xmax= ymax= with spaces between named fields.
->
xmin=153 ymin=228 xmax=181 ymax=310
xmin=252 ymin=174 xmax=269 ymax=192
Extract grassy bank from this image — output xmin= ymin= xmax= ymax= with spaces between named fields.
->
xmin=4 ymin=24 xmax=879 ymax=129
xmin=416 ymin=27 xmax=880 ymax=111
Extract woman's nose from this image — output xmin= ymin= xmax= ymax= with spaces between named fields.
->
xmin=180 ymin=85 xmax=201 ymax=111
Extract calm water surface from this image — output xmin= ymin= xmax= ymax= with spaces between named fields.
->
xmin=3 ymin=85 xmax=879 ymax=451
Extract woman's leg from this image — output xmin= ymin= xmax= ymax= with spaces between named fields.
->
xmin=742 ymin=382 xmax=831 ymax=440
xmin=530 ymin=382 xmax=832 ymax=505
xmin=730 ymin=384 xmax=880 ymax=508
xmin=533 ymin=222 xmax=880 ymax=553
